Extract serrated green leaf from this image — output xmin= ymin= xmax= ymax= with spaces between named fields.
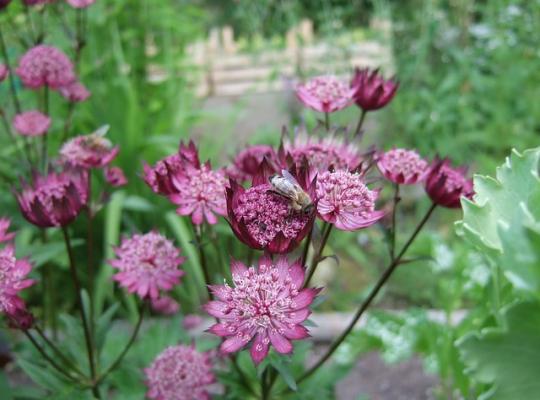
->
xmin=457 ymin=301 xmax=540 ymax=400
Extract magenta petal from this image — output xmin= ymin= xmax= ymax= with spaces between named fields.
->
xmin=269 ymin=330 xmax=293 ymax=354
xmin=292 ymin=288 xmax=319 ymax=310
xmin=282 ymin=324 xmax=310 ymax=340
xmin=207 ymin=323 xmax=230 ymax=337
xmin=250 ymin=333 xmax=270 ymax=364
xmin=221 ymin=336 xmax=247 ymax=354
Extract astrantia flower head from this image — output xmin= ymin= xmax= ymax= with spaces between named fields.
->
xmin=282 ymin=128 xmax=362 ymax=173
xmin=351 ymin=67 xmax=399 ymax=112
xmin=104 ymin=166 xmax=127 ymax=187
xmin=0 ymin=218 xmax=16 ymax=243
xmin=13 ymin=111 xmax=51 ymax=137
xmin=110 ymin=231 xmax=185 ymax=300
xmin=205 ymin=256 xmax=319 ymax=364
xmin=227 ymin=161 xmax=316 ymax=254
xmin=296 ymin=75 xmax=354 ymax=113
xmin=425 ymin=157 xmax=474 ymax=208
xmin=16 ymin=45 xmax=75 ymax=89
xmin=59 ymin=81 xmax=91 ymax=103
xmin=66 ymin=0 xmax=95 ymax=8
xmin=143 ymin=141 xmax=198 ymax=196
xmin=226 ymin=145 xmax=277 ymax=182
xmin=377 ymin=148 xmax=428 ymax=185
xmin=183 ymin=314 xmax=203 ymax=330
xmin=150 ymin=296 xmax=180 ymax=316
xmin=60 ymin=126 xmax=119 ymax=169
xmin=316 ymin=169 xmax=384 ymax=231
xmin=0 ymin=64 xmax=8 ymax=81
xmin=0 ymin=245 xmax=34 ymax=317
xmin=144 ymin=344 xmax=215 ymax=400
xmin=16 ymin=168 xmax=88 ymax=228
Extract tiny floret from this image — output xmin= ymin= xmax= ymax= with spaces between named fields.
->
xmin=66 ymin=0 xmax=95 ymax=8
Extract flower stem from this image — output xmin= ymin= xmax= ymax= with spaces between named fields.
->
xmin=86 ymin=174 xmax=95 ymax=335
xmin=303 ymin=223 xmax=333 ymax=288
xmin=41 ymin=85 xmax=49 ymax=171
xmin=354 ymin=109 xmax=367 ymax=138
xmin=95 ymin=301 xmax=146 ymax=386
xmin=324 ymin=112 xmax=330 ymax=131
xmin=390 ymin=183 xmax=400 ymax=259
xmin=297 ymin=203 xmax=437 ymax=383
xmin=301 ymin=225 xmax=314 ymax=267
xmin=194 ymin=225 xmax=213 ymax=301
xmin=0 ymin=26 xmax=21 ymax=113
xmin=61 ymin=227 xmax=97 ymax=389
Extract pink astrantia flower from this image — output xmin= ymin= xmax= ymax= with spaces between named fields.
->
xmin=316 ymin=169 xmax=384 ymax=231
xmin=13 ymin=111 xmax=51 ymax=137
xmin=145 ymin=344 xmax=215 ymax=400
xmin=425 ymin=158 xmax=474 ymax=208
xmin=296 ymin=75 xmax=355 ymax=113
xmin=150 ymin=296 xmax=180 ymax=316
xmin=66 ymin=0 xmax=95 ymax=8
xmin=227 ymin=161 xmax=316 ymax=254
xmin=351 ymin=67 xmax=399 ymax=112
xmin=0 ymin=218 xmax=16 ymax=243
xmin=59 ymin=81 xmax=91 ymax=102
xmin=226 ymin=144 xmax=277 ymax=182
xmin=377 ymin=148 xmax=428 ymax=185
xmin=16 ymin=45 xmax=75 ymax=89
xmin=110 ymin=231 xmax=185 ymax=300
xmin=60 ymin=126 xmax=119 ymax=169
xmin=282 ymin=128 xmax=362 ymax=173
xmin=183 ymin=314 xmax=203 ymax=331
xmin=0 ymin=64 xmax=8 ymax=82
xmin=0 ymin=245 xmax=34 ymax=317
xmin=104 ymin=167 xmax=127 ymax=187
xmin=16 ymin=168 xmax=88 ymax=228
xmin=205 ymin=256 xmax=319 ymax=364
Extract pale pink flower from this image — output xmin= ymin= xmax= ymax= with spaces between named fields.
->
xmin=104 ymin=166 xmax=127 ymax=187
xmin=0 ymin=218 xmax=16 ymax=243
xmin=13 ymin=111 xmax=51 ymax=137
xmin=150 ymin=296 xmax=180 ymax=316
xmin=377 ymin=148 xmax=428 ymax=185
xmin=144 ymin=344 xmax=215 ymax=400
xmin=316 ymin=170 xmax=384 ymax=231
xmin=60 ymin=127 xmax=119 ymax=169
xmin=205 ymin=256 xmax=318 ymax=364
xmin=182 ymin=314 xmax=203 ymax=330
xmin=16 ymin=45 xmax=75 ymax=89
xmin=226 ymin=145 xmax=277 ymax=182
xmin=110 ymin=232 xmax=185 ymax=300
xmin=66 ymin=0 xmax=95 ymax=8
xmin=296 ymin=75 xmax=355 ymax=113
xmin=59 ymin=81 xmax=91 ymax=102
xmin=0 ymin=64 xmax=8 ymax=82
xmin=0 ymin=245 xmax=34 ymax=317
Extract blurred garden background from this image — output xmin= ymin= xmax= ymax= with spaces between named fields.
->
xmin=1 ymin=1 xmax=539 ymax=399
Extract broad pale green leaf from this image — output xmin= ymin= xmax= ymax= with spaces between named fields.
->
xmin=456 ymin=148 xmax=540 ymax=293
xmin=457 ymin=301 xmax=540 ymax=400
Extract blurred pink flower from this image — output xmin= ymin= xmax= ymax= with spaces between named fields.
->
xmin=16 ymin=168 xmax=88 ymax=228
xmin=351 ymin=67 xmax=399 ymax=112
xmin=377 ymin=148 xmax=428 ymax=185
xmin=59 ymin=81 xmax=91 ymax=103
xmin=183 ymin=314 xmax=203 ymax=330
xmin=205 ymin=256 xmax=318 ymax=364
xmin=0 ymin=245 xmax=34 ymax=318
xmin=425 ymin=157 xmax=474 ymax=208
xmin=0 ymin=64 xmax=8 ymax=81
xmin=0 ymin=218 xmax=16 ymax=243
xmin=316 ymin=170 xmax=384 ymax=231
xmin=66 ymin=0 xmax=95 ymax=8
xmin=104 ymin=166 xmax=127 ymax=187
xmin=60 ymin=127 xmax=119 ymax=169
xmin=110 ymin=231 xmax=185 ymax=300
xmin=16 ymin=45 xmax=75 ymax=89
xmin=296 ymin=75 xmax=354 ymax=113
xmin=226 ymin=144 xmax=277 ymax=182
xmin=7 ymin=308 xmax=34 ymax=330
xmin=145 ymin=344 xmax=215 ymax=400
xmin=13 ymin=111 xmax=51 ymax=137
xmin=227 ymin=161 xmax=316 ymax=254
xmin=150 ymin=296 xmax=180 ymax=316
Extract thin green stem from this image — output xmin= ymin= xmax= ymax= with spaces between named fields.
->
xmin=303 ymin=223 xmax=333 ymax=288
xmin=41 ymin=86 xmax=49 ymax=171
xmin=354 ymin=109 xmax=367 ymax=138
xmin=62 ymin=102 xmax=76 ymax=142
xmin=390 ymin=183 xmax=400 ymax=259
xmin=86 ymin=174 xmax=95 ymax=335
xmin=324 ymin=112 xmax=330 ymax=131
xmin=34 ymin=326 xmax=85 ymax=378
xmin=230 ymin=355 xmax=258 ymax=397
xmin=61 ymin=228 xmax=97 ymax=387
xmin=0 ymin=27 xmax=21 ymax=113
xmin=297 ymin=203 xmax=437 ymax=384
xmin=194 ymin=225 xmax=213 ymax=301
xmin=95 ymin=302 xmax=146 ymax=385
xmin=300 ymin=225 xmax=314 ymax=267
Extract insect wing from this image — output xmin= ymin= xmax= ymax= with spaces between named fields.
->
xmin=281 ymin=169 xmax=302 ymax=189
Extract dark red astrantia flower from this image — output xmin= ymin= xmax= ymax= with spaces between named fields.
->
xmin=425 ymin=157 xmax=474 ymax=208
xmin=351 ymin=67 xmax=399 ymax=112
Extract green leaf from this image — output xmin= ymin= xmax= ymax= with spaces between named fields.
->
xmin=0 ymin=371 xmax=13 ymax=400
xmin=270 ymin=358 xmax=297 ymax=392
xmin=457 ymin=301 xmax=540 ymax=400
xmin=456 ymin=147 xmax=540 ymax=293
xmin=17 ymin=359 xmax=68 ymax=392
